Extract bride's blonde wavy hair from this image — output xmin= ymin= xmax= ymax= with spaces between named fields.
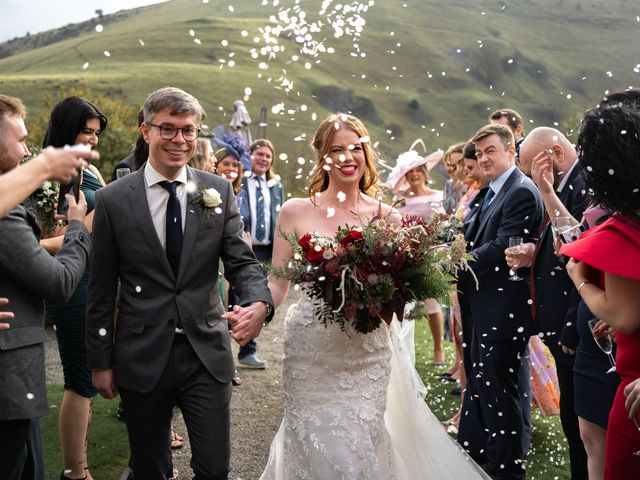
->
xmin=308 ymin=113 xmax=380 ymax=203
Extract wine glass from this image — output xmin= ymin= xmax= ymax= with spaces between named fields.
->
xmin=587 ymin=318 xmax=616 ymax=373
xmin=508 ymin=236 xmax=524 ymax=281
xmin=552 ymin=216 xmax=572 ymax=269
xmin=116 ymin=168 xmax=131 ymax=179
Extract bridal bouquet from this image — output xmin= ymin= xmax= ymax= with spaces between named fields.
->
xmin=272 ymin=213 xmax=472 ymax=334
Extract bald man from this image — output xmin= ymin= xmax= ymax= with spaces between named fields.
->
xmin=507 ymin=126 xmax=591 ymax=480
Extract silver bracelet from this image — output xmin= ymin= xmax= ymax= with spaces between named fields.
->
xmin=577 ymin=280 xmax=590 ymax=294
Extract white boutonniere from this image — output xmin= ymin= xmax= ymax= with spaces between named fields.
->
xmin=193 ymin=184 xmax=222 ymax=217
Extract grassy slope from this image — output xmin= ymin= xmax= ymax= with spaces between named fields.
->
xmin=0 ymin=0 xmax=638 ymax=192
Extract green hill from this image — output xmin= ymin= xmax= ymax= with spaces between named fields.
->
xmin=1 ymin=0 xmax=638 ymax=193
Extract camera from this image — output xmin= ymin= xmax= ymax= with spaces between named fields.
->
xmin=559 ymin=223 xmax=586 ymax=243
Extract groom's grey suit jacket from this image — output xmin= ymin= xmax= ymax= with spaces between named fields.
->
xmin=0 ymin=208 xmax=90 ymax=420
xmin=86 ymin=166 xmax=272 ymax=393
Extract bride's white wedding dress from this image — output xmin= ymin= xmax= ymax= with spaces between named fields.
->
xmin=260 ymin=296 xmax=489 ymax=480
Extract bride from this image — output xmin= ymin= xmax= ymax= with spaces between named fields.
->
xmin=261 ymin=113 xmax=489 ymax=479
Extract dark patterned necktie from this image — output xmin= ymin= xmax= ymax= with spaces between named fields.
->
xmin=158 ymin=181 xmax=183 ymax=278
xmin=255 ymin=177 xmax=267 ymax=242
xmin=481 ymin=187 xmax=495 ymax=212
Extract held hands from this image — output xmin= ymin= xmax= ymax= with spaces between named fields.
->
xmin=223 ymin=302 xmax=268 ymax=346
xmin=92 ymin=368 xmax=118 ymax=399
xmin=504 ymin=242 xmax=535 ymax=269
xmin=0 ymin=297 xmax=13 ymax=330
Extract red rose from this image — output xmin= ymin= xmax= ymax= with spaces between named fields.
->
xmin=340 ymin=229 xmax=364 ymax=246
xmin=306 ymin=247 xmax=325 ymax=264
xmin=298 ymin=233 xmax=313 ymax=251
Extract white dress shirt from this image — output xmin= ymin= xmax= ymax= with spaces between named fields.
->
xmin=248 ymin=174 xmax=272 ymax=245
xmin=144 ymin=162 xmax=188 ymax=250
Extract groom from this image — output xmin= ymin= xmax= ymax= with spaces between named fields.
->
xmin=87 ymin=87 xmax=273 ymax=479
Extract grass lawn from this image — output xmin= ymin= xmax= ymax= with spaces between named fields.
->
xmin=42 ymin=385 xmax=130 ymax=479
xmin=414 ymin=317 xmax=571 ymax=480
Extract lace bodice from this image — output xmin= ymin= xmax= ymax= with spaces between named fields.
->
xmin=261 ymin=296 xmax=490 ymax=480
xmin=270 ymin=296 xmax=395 ymax=480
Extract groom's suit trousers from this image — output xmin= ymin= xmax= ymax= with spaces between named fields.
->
xmin=120 ymin=334 xmax=232 ymax=480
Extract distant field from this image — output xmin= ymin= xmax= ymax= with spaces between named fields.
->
xmin=1 ymin=0 xmax=638 ymax=191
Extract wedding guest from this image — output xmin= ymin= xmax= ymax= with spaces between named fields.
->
xmin=444 ymin=140 xmax=490 ymax=433
xmin=189 ymin=137 xmax=216 ymax=173
xmin=235 ymin=139 xmax=284 ymax=369
xmin=110 ymin=110 xmax=147 ymax=181
xmin=213 ymin=133 xmax=253 ymax=386
xmin=562 ymin=104 xmax=640 ymax=480
xmin=506 ymin=127 xmax=590 ymax=479
xmin=489 ymin=108 xmax=526 ymax=157
xmin=387 ymin=146 xmax=445 ymax=365
xmin=215 ymin=148 xmax=244 ymax=194
xmin=0 ymin=94 xmax=92 ymax=479
xmin=86 ymin=87 xmax=272 ymax=479
xmin=442 ymin=142 xmax=467 ymax=214
xmin=456 ymin=124 xmax=543 ymax=480
xmin=41 ymin=96 xmax=107 ymax=480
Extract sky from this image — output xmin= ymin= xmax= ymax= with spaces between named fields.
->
xmin=0 ymin=0 xmax=165 ymax=43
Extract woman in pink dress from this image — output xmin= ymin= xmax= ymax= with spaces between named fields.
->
xmin=387 ymin=145 xmax=446 ymax=365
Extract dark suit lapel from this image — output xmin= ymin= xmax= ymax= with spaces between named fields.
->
xmin=177 ymin=167 xmax=201 ymax=284
xmin=128 ymin=168 xmax=175 ymax=279
xmin=474 ymin=168 xmax=520 ymax=242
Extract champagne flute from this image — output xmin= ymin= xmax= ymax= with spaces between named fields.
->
xmin=508 ymin=236 xmax=524 ymax=281
xmin=587 ymin=318 xmax=616 ymax=373
xmin=116 ymin=167 xmax=131 ymax=179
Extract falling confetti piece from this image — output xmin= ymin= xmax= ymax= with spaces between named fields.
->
xmin=82 ymin=62 xmax=90 ymax=70
xmin=138 ymin=38 xmax=145 ymax=46
xmin=135 ymin=286 xmax=142 ymax=293
xmin=99 ymin=328 xmax=107 ymax=336
xmin=27 ymin=393 xmax=35 ymax=400
xmin=104 ymin=51 xmax=110 ymax=57
xmin=95 ymin=24 xmax=103 ymax=33
xmin=327 ymin=208 xmax=336 ymax=218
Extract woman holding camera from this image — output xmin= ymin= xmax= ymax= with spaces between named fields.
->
xmin=42 ymin=96 xmax=107 ymax=480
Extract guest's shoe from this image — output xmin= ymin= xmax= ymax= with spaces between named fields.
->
xmin=238 ymin=354 xmax=267 ymax=369
xmin=60 ymin=472 xmax=86 ymax=480
xmin=232 ymin=371 xmax=242 ymax=386
xmin=450 ymin=386 xmax=462 ymax=396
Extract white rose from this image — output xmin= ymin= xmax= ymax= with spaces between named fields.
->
xmin=202 ymin=188 xmax=222 ymax=208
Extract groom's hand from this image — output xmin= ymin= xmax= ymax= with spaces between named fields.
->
xmin=92 ymin=368 xmax=118 ymax=399
xmin=223 ymin=303 xmax=267 ymax=345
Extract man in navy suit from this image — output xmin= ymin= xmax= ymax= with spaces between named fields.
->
xmin=457 ymin=124 xmax=543 ymax=480
xmin=506 ymin=127 xmax=590 ymax=479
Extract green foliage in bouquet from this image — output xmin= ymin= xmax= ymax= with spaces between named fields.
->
xmin=272 ymin=212 xmax=473 ymax=335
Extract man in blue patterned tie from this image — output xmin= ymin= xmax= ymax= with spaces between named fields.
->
xmin=236 ymin=139 xmax=285 ymax=369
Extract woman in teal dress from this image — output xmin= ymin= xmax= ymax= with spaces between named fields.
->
xmin=41 ymin=96 xmax=107 ymax=480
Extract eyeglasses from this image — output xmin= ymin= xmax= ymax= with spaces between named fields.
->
xmin=147 ymin=123 xmax=200 ymax=141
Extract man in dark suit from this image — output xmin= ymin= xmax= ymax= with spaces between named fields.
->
xmin=506 ymin=127 xmax=590 ymax=479
xmin=0 ymin=95 xmax=93 ymax=478
xmin=235 ymin=139 xmax=284 ymax=369
xmin=87 ymin=87 xmax=273 ymax=479
xmin=457 ymin=124 xmax=543 ymax=480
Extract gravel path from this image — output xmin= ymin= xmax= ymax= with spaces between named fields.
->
xmin=45 ymin=294 xmax=295 ymax=480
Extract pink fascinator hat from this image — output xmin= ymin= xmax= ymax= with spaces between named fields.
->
xmin=385 ymin=139 xmax=443 ymax=194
